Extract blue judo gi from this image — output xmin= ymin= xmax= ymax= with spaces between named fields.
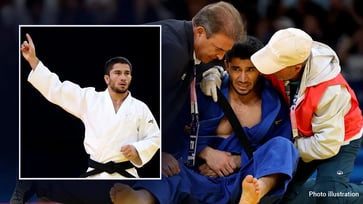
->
xmin=133 ymin=77 xmax=299 ymax=204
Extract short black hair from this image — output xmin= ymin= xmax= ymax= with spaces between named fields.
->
xmin=225 ymin=36 xmax=264 ymax=62
xmin=225 ymin=36 xmax=265 ymax=91
xmin=104 ymin=56 xmax=132 ymax=75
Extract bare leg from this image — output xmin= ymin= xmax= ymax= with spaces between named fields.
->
xmin=109 ymin=183 xmax=156 ymax=204
xmin=239 ymin=174 xmax=280 ymax=204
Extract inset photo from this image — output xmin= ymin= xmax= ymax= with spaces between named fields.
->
xmin=19 ymin=25 xmax=161 ymax=180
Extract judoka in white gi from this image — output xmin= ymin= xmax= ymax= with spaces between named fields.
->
xmin=21 ymin=33 xmax=161 ymax=179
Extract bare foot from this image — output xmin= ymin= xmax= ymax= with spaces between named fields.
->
xmin=109 ymin=183 xmax=155 ymax=204
xmin=239 ymin=175 xmax=260 ymax=204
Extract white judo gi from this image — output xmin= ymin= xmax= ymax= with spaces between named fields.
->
xmin=27 ymin=61 xmax=161 ymax=178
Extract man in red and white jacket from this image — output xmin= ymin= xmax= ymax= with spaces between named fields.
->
xmin=249 ymin=28 xmax=363 ymax=204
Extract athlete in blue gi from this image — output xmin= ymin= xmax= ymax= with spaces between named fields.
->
xmin=110 ymin=37 xmax=299 ymax=204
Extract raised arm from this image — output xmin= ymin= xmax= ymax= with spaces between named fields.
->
xmin=20 ymin=33 xmax=39 ymax=70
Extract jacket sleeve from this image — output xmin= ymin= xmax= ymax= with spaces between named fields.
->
xmin=27 ymin=61 xmax=92 ymax=119
xmin=131 ymin=103 xmax=161 ymax=167
xmin=295 ymin=85 xmax=351 ymax=162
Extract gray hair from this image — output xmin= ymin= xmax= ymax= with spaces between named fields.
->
xmin=192 ymin=1 xmax=246 ymax=41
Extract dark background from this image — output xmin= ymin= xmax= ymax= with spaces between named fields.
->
xmin=19 ymin=26 xmax=161 ymax=178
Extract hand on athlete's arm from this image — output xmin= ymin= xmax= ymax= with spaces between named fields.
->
xmin=21 ymin=33 xmax=39 ymax=70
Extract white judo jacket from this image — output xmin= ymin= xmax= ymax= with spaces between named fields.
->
xmin=27 ymin=61 xmax=161 ymax=178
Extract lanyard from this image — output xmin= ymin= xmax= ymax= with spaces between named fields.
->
xmin=287 ymin=81 xmax=300 ymax=138
xmin=186 ymin=65 xmax=200 ymax=167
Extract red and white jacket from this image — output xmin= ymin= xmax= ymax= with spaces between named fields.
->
xmin=267 ymin=41 xmax=363 ymax=162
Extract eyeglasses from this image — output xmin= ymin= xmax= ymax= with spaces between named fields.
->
xmin=210 ymin=41 xmax=228 ymax=53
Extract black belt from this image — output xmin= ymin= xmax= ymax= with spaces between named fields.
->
xmin=216 ymin=89 xmax=255 ymax=158
xmin=81 ymin=158 xmax=136 ymax=178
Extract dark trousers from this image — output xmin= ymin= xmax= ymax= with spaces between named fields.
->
xmin=281 ymin=137 xmax=363 ymax=204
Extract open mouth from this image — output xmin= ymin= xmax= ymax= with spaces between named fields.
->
xmin=237 ymin=83 xmax=249 ymax=91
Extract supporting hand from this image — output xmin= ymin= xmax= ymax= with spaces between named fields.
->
xmin=161 ymin=152 xmax=180 ymax=177
xmin=200 ymin=66 xmax=226 ymax=102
